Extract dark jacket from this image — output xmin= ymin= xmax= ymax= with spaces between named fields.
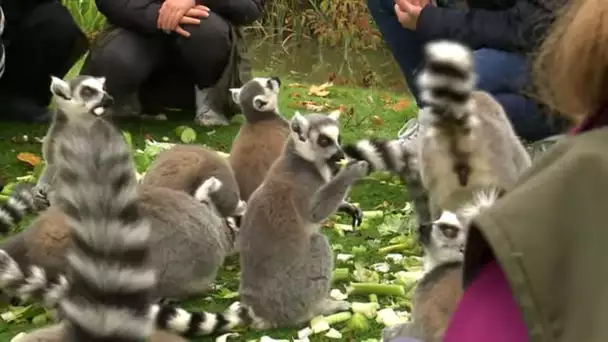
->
xmin=95 ymin=0 xmax=264 ymax=35
xmin=417 ymin=0 xmax=558 ymax=54
xmin=0 ymin=0 xmax=55 ymax=41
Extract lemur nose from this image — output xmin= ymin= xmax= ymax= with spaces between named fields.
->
xmin=101 ymin=93 xmax=114 ymax=106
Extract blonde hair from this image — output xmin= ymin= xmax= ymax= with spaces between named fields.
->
xmin=534 ymin=0 xmax=608 ymax=119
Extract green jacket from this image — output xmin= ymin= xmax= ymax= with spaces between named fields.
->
xmin=464 ymin=127 xmax=608 ymax=342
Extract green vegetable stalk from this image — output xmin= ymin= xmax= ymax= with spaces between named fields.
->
xmin=324 ymin=312 xmax=353 ymax=325
xmin=347 ymin=312 xmax=371 ymax=332
xmin=332 ymin=268 xmax=350 ymax=283
xmin=378 ymin=243 xmax=409 ymax=254
xmin=350 ymin=283 xmax=406 ymax=297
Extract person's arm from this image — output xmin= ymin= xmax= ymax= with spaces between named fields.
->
xmin=95 ymin=0 xmax=162 ymax=34
xmin=199 ymin=0 xmax=264 ymax=26
xmin=416 ymin=0 xmax=555 ymax=53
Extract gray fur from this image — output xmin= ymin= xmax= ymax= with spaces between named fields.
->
xmin=381 ymin=40 xmax=531 ymax=341
xmin=142 ymin=144 xmax=244 ymax=220
xmin=382 ymin=211 xmax=466 ymax=342
xmin=230 ymin=77 xmax=283 ymax=123
xmin=53 ymin=116 xmax=155 ymax=341
xmin=238 ymin=112 xmax=369 ymax=329
xmin=416 ymin=40 xmax=531 ymax=218
xmin=229 ymin=77 xmax=291 ymax=202
xmin=33 ymin=75 xmax=114 ymax=210
xmin=3 ymin=122 xmax=245 ymax=339
xmin=0 ymin=183 xmax=41 ymax=235
xmin=342 ymin=137 xmax=432 ymax=225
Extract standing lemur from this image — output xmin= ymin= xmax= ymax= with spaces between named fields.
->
xmin=0 ymin=76 xmax=242 ymax=334
xmin=11 ymin=115 xmax=187 ymax=342
xmin=342 ymin=40 xmax=532 ymax=342
xmin=342 ymin=41 xmax=531 ymax=222
xmin=228 ymin=77 xmax=291 ymax=201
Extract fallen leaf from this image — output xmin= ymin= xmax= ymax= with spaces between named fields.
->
xmin=16 ymin=152 xmax=41 ymax=167
xmin=387 ymin=98 xmax=410 ymax=112
xmin=305 ymin=102 xmax=326 ymax=112
xmin=287 ymin=101 xmax=308 ymax=110
xmin=371 ymin=115 xmax=385 ymax=126
xmin=290 ymin=92 xmax=302 ymax=98
xmin=288 ymin=101 xmax=328 ymax=112
xmin=287 ymin=83 xmax=306 ymax=88
xmin=308 ymin=82 xmax=333 ymax=97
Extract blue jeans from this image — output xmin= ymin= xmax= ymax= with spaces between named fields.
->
xmin=367 ymin=0 xmax=566 ymax=142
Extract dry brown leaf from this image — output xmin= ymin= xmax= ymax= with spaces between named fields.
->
xmin=308 ymin=82 xmax=333 ymax=97
xmin=371 ymin=115 xmax=385 ymax=126
xmin=306 ymin=103 xmax=326 ymax=112
xmin=287 ymin=101 xmax=308 ymax=110
xmin=386 ymin=98 xmax=410 ymax=112
xmin=290 ymin=92 xmax=302 ymax=98
xmin=16 ymin=152 xmax=41 ymax=167
xmin=287 ymin=83 xmax=306 ymax=88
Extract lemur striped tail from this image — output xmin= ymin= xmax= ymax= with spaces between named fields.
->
xmin=417 ymin=40 xmax=476 ymax=187
xmin=342 ymin=138 xmax=432 ymax=224
xmin=153 ymin=300 xmax=255 ymax=337
xmin=53 ymin=118 xmax=157 ymax=342
xmin=0 ymin=183 xmax=38 ymax=234
xmin=0 ymin=250 xmax=69 ymax=306
xmin=417 ymin=40 xmax=475 ymax=115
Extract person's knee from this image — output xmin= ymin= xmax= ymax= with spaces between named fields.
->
xmin=87 ymin=31 xmax=151 ymax=93
xmin=177 ymin=12 xmax=231 ymax=63
xmin=473 ymin=48 xmax=528 ymax=94
xmin=28 ymin=2 xmax=81 ymax=45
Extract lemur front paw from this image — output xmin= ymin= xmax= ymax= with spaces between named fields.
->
xmin=31 ymin=184 xmax=51 ymax=210
xmin=338 ymin=202 xmax=363 ymax=227
xmin=343 ymin=160 xmax=370 ymax=180
xmin=194 ymin=177 xmax=222 ymax=202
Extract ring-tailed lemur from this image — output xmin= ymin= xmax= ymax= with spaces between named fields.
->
xmin=342 ymin=40 xmax=531 ymax=221
xmin=32 ymin=75 xmax=115 ymax=210
xmin=234 ymin=112 xmax=369 ymax=331
xmin=8 ymin=118 xmax=243 ymax=341
xmin=0 ymin=73 xmax=237 ymax=305
xmin=382 ymin=210 xmax=466 ymax=342
xmin=142 ymin=144 xmax=246 ymax=231
xmin=228 ymin=77 xmax=290 ymax=202
xmin=11 ymin=114 xmax=158 ymax=341
xmin=0 ymin=183 xmax=41 ymax=234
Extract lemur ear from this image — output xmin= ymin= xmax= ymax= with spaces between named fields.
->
xmin=229 ymin=88 xmax=241 ymax=104
xmin=290 ymin=112 xmax=309 ymax=142
xmin=50 ymin=76 xmax=71 ymax=100
xmin=96 ymin=77 xmax=106 ymax=86
xmin=328 ymin=110 xmax=341 ymax=121
xmin=252 ymin=94 xmax=270 ymax=111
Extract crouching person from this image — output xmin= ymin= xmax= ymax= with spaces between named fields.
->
xmin=0 ymin=0 xmax=87 ymax=123
xmin=81 ymin=0 xmax=263 ymax=126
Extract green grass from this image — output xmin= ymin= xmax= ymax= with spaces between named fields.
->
xmin=0 ymin=74 xmax=421 ymax=341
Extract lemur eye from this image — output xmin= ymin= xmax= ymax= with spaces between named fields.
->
xmin=439 ymin=224 xmax=459 ymax=239
xmin=80 ymin=86 xmax=97 ymax=99
xmin=317 ymin=135 xmax=332 ymax=147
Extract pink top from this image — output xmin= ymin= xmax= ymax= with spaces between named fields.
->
xmin=443 ymin=260 xmax=529 ymax=342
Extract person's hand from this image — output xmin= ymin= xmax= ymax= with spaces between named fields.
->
xmin=157 ymin=0 xmax=197 ymax=32
xmin=394 ymin=0 xmax=431 ymax=31
xmin=171 ymin=5 xmax=211 ymax=38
